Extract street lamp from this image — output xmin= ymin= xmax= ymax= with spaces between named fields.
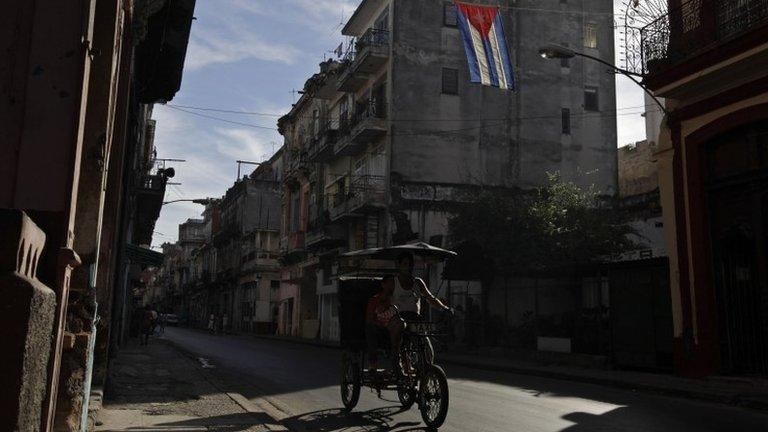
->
xmin=538 ymin=43 xmax=667 ymax=116
xmin=162 ymin=198 xmax=216 ymax=206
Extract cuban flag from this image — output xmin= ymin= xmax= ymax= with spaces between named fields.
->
xmin=454 ymin=1 xmax=515 ymax=90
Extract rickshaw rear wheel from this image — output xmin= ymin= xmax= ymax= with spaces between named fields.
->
xmin=340 ymin=352 xmax=361 ymax=411
xmin=419 ymin=364 xmax=449 ymax=429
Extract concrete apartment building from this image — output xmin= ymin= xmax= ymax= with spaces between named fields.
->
xmin=277 ymin=0 xmax=617 ymax=340
xmin=213 ymin=165 xmax=282 ymax=333
xmin=149 ymin=149 xmax=285 ymax=334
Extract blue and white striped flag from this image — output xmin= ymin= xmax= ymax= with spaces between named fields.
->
xmin=454 ymin=1 xmax=515 ymax=90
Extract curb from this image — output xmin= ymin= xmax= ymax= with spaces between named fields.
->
xmin=158 ymin=337 xmax=296 ymax=432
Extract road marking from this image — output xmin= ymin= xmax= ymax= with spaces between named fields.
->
xmin=196 ymin=357 xmax=215 ymax=368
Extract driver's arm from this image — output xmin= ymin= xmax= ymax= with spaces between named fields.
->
xmin=414 ymin=278 xmax=450 ymax=311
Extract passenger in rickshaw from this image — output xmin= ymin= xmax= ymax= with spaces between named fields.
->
xmin=368 ymin=252 xmax=452 ymax=374
xmin=365 ymin=278 xmax=395 ymax=372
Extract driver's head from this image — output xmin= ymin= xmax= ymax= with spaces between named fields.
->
xmin=396 ymin=252 xmax=414 ymax=275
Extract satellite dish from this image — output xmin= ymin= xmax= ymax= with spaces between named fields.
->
xmin=618 ymin=0 xmax=668 ymax=75
xmin=161 ymin=167 xmax=175 ymax=178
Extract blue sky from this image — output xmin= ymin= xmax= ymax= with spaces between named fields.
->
xmin=152 ymin=0 xmax=645 ymax=246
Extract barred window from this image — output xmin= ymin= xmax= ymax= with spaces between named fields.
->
xmin=442 ymin=67 xmax=459 ymax=95
xmin=562 ymin=108 xmax=571 ymax=135
xmin=584 ymin=23 xmax=597 ymax=49
xmin=444 ymin=3 xmax=458 ymax=27
xmin=584 ymin=86 xmax=599 ymax=111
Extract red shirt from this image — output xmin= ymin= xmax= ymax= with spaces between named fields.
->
xmin=366 ymin=294 xmax=393 ymax=327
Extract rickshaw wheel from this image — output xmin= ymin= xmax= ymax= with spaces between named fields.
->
xmin=340 ymin=352 xmax=361 ymax=411
xmin=419 ymin=364 xmax=449 ymax=429
xmin=397 ymin=386 xmax=417 ymax=410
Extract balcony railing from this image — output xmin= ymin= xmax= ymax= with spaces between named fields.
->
xmin=307 ymin=120 xmax=338 ymax=162
xmin=639 ymin=0 xmax=768 ymax=75
xmin=338 ymin=28 xmax=390 ymax=92
xmin=326 ymin=174 xmax=386 ymax=220
xmin=350 ymin=99 xmax=387 ymax=128
xmin=356 ymin=28 xmax=390 ymax=53
xmin=335 ymin=99 xmax=387 ymax=156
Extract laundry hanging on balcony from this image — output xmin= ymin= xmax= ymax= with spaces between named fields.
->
xmin=454 ymin=1 xmax=515 ymax=90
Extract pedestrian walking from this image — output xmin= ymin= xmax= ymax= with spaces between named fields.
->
xmin=140 ymin=306 xmax=154 ymax=346
xmin=157 ymin=312 xmax=166 ymax=335
xmin=208 ymin=313 xmax=215 ymax=334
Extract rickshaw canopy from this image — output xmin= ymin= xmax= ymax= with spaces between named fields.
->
xmin=340 ymin=242 xmax=457 ymax=260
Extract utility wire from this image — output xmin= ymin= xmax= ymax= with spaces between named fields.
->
xmin=165 ymin=105 xmax=655 ymax=138
xmin=166 ymin=102 xmax=658 ymax=123
xmin=163 ymin=105 xmax=279 ymax=131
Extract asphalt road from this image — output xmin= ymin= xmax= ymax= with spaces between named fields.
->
xmin=163 ymin=327 xmax=768 ymax=432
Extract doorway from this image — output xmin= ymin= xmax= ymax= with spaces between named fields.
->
xmin=705 ymin=121 xmax=768 ymax=376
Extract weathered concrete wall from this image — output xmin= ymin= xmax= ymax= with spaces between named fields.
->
xmin=618 ymin=140 xmax=659 ymax=197
xmin=390 ymin=0 xmax=617 ymax=193
xmin=0 ymin=210 xmax=56 ymax=432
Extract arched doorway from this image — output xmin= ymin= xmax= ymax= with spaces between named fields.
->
xmin=704 ymin=121 xmax=768 ymax=376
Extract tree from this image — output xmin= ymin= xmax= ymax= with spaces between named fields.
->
xmin=448 ymin=173 xmax=637 ymax=276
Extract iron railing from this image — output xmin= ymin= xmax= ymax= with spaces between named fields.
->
xmin=639 ymin=0 xmax=768 ymax=75
xmin=351 ymin=99 xmax=387 ymax=128
xmin=356 ymin=28 xmax=390 ymax=53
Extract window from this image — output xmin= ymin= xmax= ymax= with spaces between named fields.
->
xmin=442 ymin=67 xmax=458 ymax=95
xmin=560 ymin=43 xmax=569 ymax=68
xmin=291 ymin=193 xmax=300 ymax=231
xmin=584 ymin=86 xmax=599 ymax=111
xmin=562 ymin=108 xmax=571 ymax=135
xmin=584 ymin=23 xmax=597 ymax=49
xmin=271 ymin=280 xmax=280 ymax=289
xmin=444 ymin=3 xmax=458 ymax=26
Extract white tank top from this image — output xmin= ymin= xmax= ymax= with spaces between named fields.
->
xmin=392 ymin=276 xmax=420 ymax=314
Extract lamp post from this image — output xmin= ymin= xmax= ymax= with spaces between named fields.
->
xmin=162 ymin=198 xmax=215 ymax=206
xmin=538 ymin=43 xmax=667 ymax=116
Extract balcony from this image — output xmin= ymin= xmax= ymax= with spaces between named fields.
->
xmin=335 ymin=100 xmax=387 ymax=156
xmin=337 ymin=28 xmax=390 ymax=92
xmin=280 ymin=232 xmax=305 ymax=255
xmin=638 ymin=0 xmax=768 ymax=92
xmin=135 ymin=174 xmax=167 ymax=244
xmin=326 ymin=175 xmax=386 ymax=221
xmin=305 ymin=204 xmax=346 ymax=249
xmin=307 ymin=121 xmax=338 ymax=163
xmin=242 ymin=251 xmax=280 ymax=273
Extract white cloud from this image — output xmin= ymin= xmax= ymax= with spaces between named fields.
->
xmin=214 ymin=127 xmax=279 ymax=162
xmin=232 ymin=0 xmax=359 ymax=33
xmin=185 ymin=16 xmax=301 ymax=70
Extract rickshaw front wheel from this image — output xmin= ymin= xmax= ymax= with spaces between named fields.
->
xmin=397 ymin=386 xmax=417 ymax=410
xmin=340 ymin=352 xmax=361 ymax=411
xmin=419 ymin=364 xmax=449 ymax=429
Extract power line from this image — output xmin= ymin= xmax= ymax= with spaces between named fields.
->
xmin=166 ymin=102 xmax=658 ymax=123
xmin=165 ymin=103 xmax=653 ymax=140
xmin=163 ymin=105 xmax=279 ymax=131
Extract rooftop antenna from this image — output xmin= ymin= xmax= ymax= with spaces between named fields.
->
xmin=155 ymin=158 xmax=186 ymax=170
xmin=236 ymin=160 xmax=261 ymax=179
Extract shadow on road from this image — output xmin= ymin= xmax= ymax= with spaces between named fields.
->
xmin=155 ymin=412 xmax=277 ymax=431
xmin=282 ymin=406 xmax=424 ymax=432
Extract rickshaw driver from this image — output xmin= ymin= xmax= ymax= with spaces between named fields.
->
xmin=384 ymin=253 xmax=452 ymax=373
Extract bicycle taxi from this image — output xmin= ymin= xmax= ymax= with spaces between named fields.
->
xmin=336 ymin=242 xmax=455 ymax=430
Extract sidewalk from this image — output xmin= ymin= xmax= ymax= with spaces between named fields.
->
xmin=250 ymin=332 xmax=768 ymax=411
xmin=95 ymin=336 xmax=287 ymax=431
